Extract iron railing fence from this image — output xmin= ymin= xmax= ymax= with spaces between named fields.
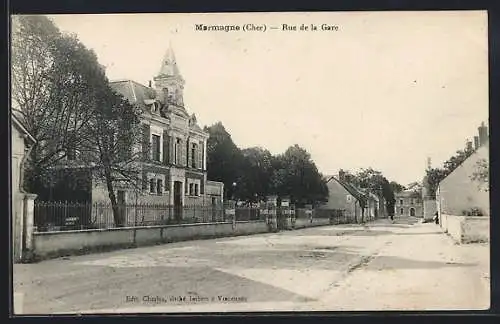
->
xmin=34 ymin=200 xmax=352 ymax=232
xmin=34 ymin=201 xmax=270 ymax=232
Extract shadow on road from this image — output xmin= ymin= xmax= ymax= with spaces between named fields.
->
xmin=367 ymin=255 xmax=477 ymax=270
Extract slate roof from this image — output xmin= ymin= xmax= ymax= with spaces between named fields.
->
xmin=327 ymin=176 xmax=368 ymax=205
xmin=11 ymin=109 xmax=36 ymax=144
xmin=395 ymin=189 xmax=421 ymax=198
xmin=109 ymin=80 xmax=157 ymax=110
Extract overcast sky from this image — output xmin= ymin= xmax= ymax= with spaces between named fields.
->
xmin=46 ymin=11 xmax=488 ymax=186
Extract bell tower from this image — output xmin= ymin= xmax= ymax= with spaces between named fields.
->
xmin=153 ymin=43 xmax=186 ymax=109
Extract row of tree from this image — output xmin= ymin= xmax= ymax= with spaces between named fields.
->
xmin=203 ymin=122 xmax=328 ymax=206
xmin=203 ymin=122 xmax=403 ymax=214
xmin=12 ymin=15 xmax=143 ymax=226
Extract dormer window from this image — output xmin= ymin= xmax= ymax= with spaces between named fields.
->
xmin=152 ymin=102 xmax=160 ymax=114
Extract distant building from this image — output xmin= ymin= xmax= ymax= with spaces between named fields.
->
xmin=394 ymin=183 xmax=423 ymax=218
xmin=437 ymin=122 xmax=489 ymax=221
xmin=321 ymin=171 xmax=379 ymax=221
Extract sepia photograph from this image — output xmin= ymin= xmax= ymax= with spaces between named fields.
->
xmin=11 ymin=11 xmax=489 ymax=314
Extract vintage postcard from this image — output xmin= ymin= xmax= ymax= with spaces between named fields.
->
xmin=11 ymin=11 xmax=489 ymax=314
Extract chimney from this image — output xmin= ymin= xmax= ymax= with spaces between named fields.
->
xmin=474 ymin=136 xmax=480 ymax=150
xmin=148 ymin=80 xmax=152 ymax=88
xmin=338 ymin=169 xmax=345 ymax=182
xmin=478 ymin=121 xmax=488 ymax=147
xmin=466 ymin=139 xmax=473 ymax=152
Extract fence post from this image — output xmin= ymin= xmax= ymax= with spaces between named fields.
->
xmin=22 ymin=193 xmax=37 ymax=260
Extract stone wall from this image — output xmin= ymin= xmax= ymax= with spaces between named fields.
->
xmin=423 ymin=199 xmax=437 ymax=220
xmin=441 ymin=214 xmax=489 ymax=244
xmin=32 ymin=220 xmax=269 ymax=259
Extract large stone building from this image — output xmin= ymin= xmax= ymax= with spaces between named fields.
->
xmin=42 ymin=45 xmax=224 ymax=226
xmin=394 ymin=183 xmax=423 ymax=218
xmin=105 ymin=46 xmax=222 ymax=205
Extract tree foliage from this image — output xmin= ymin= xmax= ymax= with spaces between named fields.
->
xmin=389 ymin=181 xmax=405 ymax=194
xmin=12 ymin=15 xmax=143 ymax=226
xmin=204 ymin=122 xmax=245 ymax=199
xmin=269 ymin=145 xmax=328 ymax=206
xmin=204 ymin=124 xmax=328 ymax=205
xmin=351 ymin=168 xmax=395 ymax=216
xmin=12 ymin=16 xmax=107 ymax=192
xmin=471 ymin=158 xmax=489 ymax=192
xmin=425 ymin=145 xmax=476 ymax=198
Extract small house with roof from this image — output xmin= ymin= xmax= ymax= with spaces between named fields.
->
xmin=320 ymin=171 xmax=378 ymax=222
xmin=437 ymin=122 xmax=489 ymax=242
xmin=437 ymin=122 xmax=489 ymax=218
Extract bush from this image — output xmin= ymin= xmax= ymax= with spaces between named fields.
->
xmin=461 ymin=207 xmax=484 ymax=216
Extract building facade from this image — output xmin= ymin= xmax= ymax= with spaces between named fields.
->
xmin=437 ymin=123 xmax=489 ymax=219
xmin=394 ymin=188 xmax=423 ymax=218
xmin=45 ymin=45 xmax=223 ymax=215
xmin=321 ymin=173 xmax=379 ymax=221
xmin=11 ymin=112 xmax=37 ymax=262
xmin=94 ymin=46 xmax=222 ymax=208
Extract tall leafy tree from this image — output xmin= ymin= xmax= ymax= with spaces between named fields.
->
xmin=424 ymin=167 xmax=447 ymax=198
xmin=270 ymin=145 xmax=328 ymax=206
xmin=470 ymin=158 xmax=489 ymax=192
xmin=389 ymin=181 xmax=405 ymax=194
xmin=11 ymin=15 xmax=104 ymax=194
xmin=78 ymin=86 xmax=143 ymax=226
xmin=204 ymin=122 xmax=245 ymax=199
xmin=239 ymin=147 xmax=274 ymax=202
xmin=443 ymin=147 xmax=474 ymax=174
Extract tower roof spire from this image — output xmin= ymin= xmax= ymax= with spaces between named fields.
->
xmin=158 ymin=42 xmax=181 ymax=77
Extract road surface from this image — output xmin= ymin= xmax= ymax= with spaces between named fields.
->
xmin=13 ymin=217 xmax=490 ymax=314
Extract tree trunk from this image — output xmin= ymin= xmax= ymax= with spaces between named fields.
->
xmin=104 ymin=167 xmax=123 ymax=227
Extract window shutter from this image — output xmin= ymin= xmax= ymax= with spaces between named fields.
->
xmin=186 ymin=138 xmax=190 ymax=168
xmin=142 ymin=124 xmax=150 ymax=161
xmin=180 ymin=139 xmax=187 ymax=166
xmin=198 ymin=141 xmax=203 ymax=170
xmin=169 ymin=137 xmax=175 ymax=164
xmin=163 ymin=131 xmax=169 ymax=165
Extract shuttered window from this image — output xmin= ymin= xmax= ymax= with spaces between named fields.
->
xmin=163 ymin=131 xmax=169 ymax=165
xmin=152 ymin=134 xmax=161 ymax=162
xmin=180 ymin=139 xmax=187 ymax=166
xmin=198 ymin=141 xmax=203 ymax=170
xmin=191 ymin=143 xmax=197 ymax=168
xmin=157 ymin=179 xmax=163 ymax=195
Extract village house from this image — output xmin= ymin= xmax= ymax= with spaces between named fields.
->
xmin=394 ymin=182 xmax=423 ymax=218
xmin=320 ymin=171 xmax=379 ymax=222
xmin=39 ymin=45 xmax=224 ymax=227
xmin=11 ymin=111 xmax=37 ymax=262
xmin=437 ymin=122 xmax=489 ymax=243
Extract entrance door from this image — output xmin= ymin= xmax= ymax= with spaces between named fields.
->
xmin=173 ymin=181 xmax=182 ymax=222
xmin=410 ymin=208 xmax=416 ymax=217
